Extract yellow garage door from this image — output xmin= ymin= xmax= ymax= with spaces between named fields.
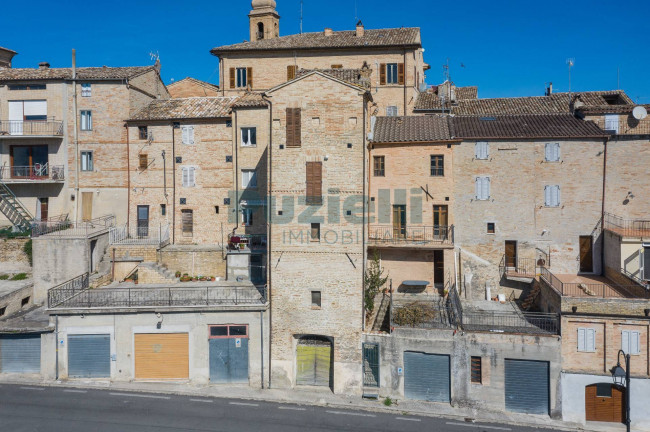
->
xmin=135 ymin=333 xmax=189 ymax=380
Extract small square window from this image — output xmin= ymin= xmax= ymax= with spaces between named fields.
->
xmin=175 ymin=156 xmax=182 ymax=163
xmin=21 ymin=296 xmax=30 ymax=307
xmin=471 ymin=356 xmax=482 ymax=384
xmin=487 ymin=222 xmax=495 ymax=234
xmin=229 ymin=325 xmax=247 ymax=336
xmin=386 ymin=106 xmax=398 ymax=116
xmin=180 ymin=198 xmax=187 ymax=205
xmin=210 ymin=326 xmax=228 ymax=337
xmin=311 ymin=223 xmax=320 ymax=241
xmin=224 ymin=198 xmax=231 ymax=205
xmin=81 ymin=83 xmax=91 ymax=97
xmin=278 ymin=210 xmax=283 ymax=215
xmin=226 ymin=155 xmax=233 ymax=163
xmin=596 ymin=383 xmax=612 ymax=398
xmin=311 ymin=291 xmax=322 ymax=308
xmin=160 ymin=204 xmax=166 ymax=216
xmin=226 ymin=120 xmax=232 ymax=128
xmin=347 ymin=143 xmax=352 ymax=148
xmin=138 ymin=126 xmax=148 ymax=140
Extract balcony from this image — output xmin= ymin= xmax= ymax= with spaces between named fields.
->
xmin=32 ymin=215 xmax=116 ymax=238
xmin=368 ymin=225 xmax=453 ymax=247
xmin=109 ymin=223 xmax=170 ymax=247
xmin=540 ymin=267 xmax=648 ymax=299
xmin=0 ymin=120 xmax=64 ymax=138
xmin=603 ymin=212 xmax=650 ymax=239
xmin=0 ymin=165 xmax=65 ymax=183
xmin=499 ymin=255 xmax=540 ymax=281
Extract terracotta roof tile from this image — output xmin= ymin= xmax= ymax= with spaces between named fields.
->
xmin=453 ymin=114 xmax=607 ymax=139
xmin=295 ymin=68 xmax=371 ymax=89
xmin=372 ymin=116 xmax=453 ymax=143
xmin=129 ymin=97 xmax=238 ymax=121
xmin=232 ymin=92 xmax=268 ymax=108
xmin=0 ymin=65 xmax=156 ymax=81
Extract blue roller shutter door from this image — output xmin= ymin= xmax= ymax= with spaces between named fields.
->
xmin=505 ymin=359 xmax=549 ymax=415
xmin=404 ymin=351 xmax=450 ymax=402
xmin=68 ymin=334 xmax=111 ymax=378
xmin=0 ymin=334 xmax=41 ymax=373
xmin=209 ymin=338 xmax=249 ymax=384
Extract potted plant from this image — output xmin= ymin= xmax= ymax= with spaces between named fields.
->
xmin=210 ymin=276 xmax=215 ymax=281
xmin=180 ymin=275 xmax=191 ymax=282
xmin=175 ymin=271 xmax=181 ymax=278
xmin=192 ymin=276 xmax=198 ymax=282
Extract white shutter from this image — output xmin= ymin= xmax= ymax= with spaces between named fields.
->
xmin=182 ymin=126 xmax=194 ymax=145
xmin=555 ymin=186 xmax=561 ymax=206
xmin=188 ymin=126 xmax=195 ymax=144
xmin=545 ymin=143 xmax=552 ymax=161
xmin=544 ymin=186 xmax=551 ymax=206
xmin=622 ymin=330 xmax=630 ymax=354
xmin=577 ymin=328 xmax=586 ymax=351
xmin=554 ymin=143 xmax=560 ymax=161
xmin=8 ymin=101 xmax=23 ymax=121
xmin=605 ymin=114 xmax=619 ymax=133
xmin=545 ymin=143 xmax=560 ymax=161
xmin=182 ymin=126 xmax=189 ymax=144
xmin=189 ymin=167 xmax=196 ymax=186
xmin=182 ymin=167 xmax=189 ymax=187
xmin=483 ymin=177 xmax=490 ymax=200
xmin=475 ymin=142 xmax=488 ymax=159
xmin=24 ymin=100 xmax=47 ymax=116
xmin=587 ymin=328 xmax=596 ymax=352
xmin=631 ymin=331 xmax=640 ymax=355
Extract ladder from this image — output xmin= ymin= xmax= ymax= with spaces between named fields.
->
xmin=0 ymin=182 xmax=33 ymax=231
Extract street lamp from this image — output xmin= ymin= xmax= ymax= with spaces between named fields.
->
xmin=610 ymin=350 xmax=631 ymax=432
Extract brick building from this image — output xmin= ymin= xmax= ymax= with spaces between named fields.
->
xmin=167 ymin=77 xmax=220 ymax=98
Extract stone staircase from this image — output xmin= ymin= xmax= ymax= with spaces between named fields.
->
xmin=0 ymin=183 xmax=33 ymax=231
xmin=136 ymin=262 xmax=178 ymax=284
xmin=371 ymin=293 xmax=390 ymax=332
xmin=519 ymin=280 xmax=542 ymax=311
xmin=90 ymin=248 xmax=113 ymax=288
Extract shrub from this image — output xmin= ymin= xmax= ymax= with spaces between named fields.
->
xmin=392 ymin=302 xmax=436 ymax=327
xmin=10 ymin=273 xmax=28 ymax=281
xmin=364 ymin=250 xmax=388 ymax=320
xmin=23 ymin=239 xmax=33 ymax=266
xmin=383 ymin=397 xmax=393 ymax=406
xmin=0 ymin=274 xmax=8 ymax=280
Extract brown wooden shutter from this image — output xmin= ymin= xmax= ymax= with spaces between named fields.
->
xmin=139 ymin=154 xmax=148 ymax=169
xmin=306 ymin=161 xmax=322 ymax=204
xmin=287 ymin=65 xmax=296 ymax=80
xmin=286 ymin=108 xmax=294 ymax=146
xmin=229 ymin=68 xmax=236 ymax=88
xmin=306 ymin=162 xmax=314 ymax=199
xmin=379 ymin=63 xmax=386 ymax=85
xmin=286 ymin=108 xmax=301 ymax=147
xmin=293 ymin=108 xmax=301 ymax=147
xmin=331 ymin=64 xmax=343 ymax=69
xmin=398 ymin=63 xmax=405 ymax=85
xmin=247 ymin=67 xmax=253 ymax=88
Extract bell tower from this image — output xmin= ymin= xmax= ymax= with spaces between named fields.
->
xmin=249 ymin=0 xmax=280 ymax=41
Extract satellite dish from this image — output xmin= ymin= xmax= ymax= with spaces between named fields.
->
xmin=632 ymin=106 xmax=648 ymax=120
xmin=419 ymin=83 xmax=428 ymax=92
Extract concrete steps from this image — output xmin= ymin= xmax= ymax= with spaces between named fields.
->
xmin=520 ymin=280 xmax=542 ymax=311
xmin=136 ymin=262 xmax=178 ymax=284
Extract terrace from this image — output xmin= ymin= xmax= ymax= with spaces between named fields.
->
xmin=32 ymin=215 xmax=116 ymax=238
xmin=0 ymin=165 xmax=64 ymax=183
xmin=368 ymin=225 xmax=454 ymax=247
xmin=0 ymin=120 xmax=64 ymax=138
xmin=540 ymin=268 xmax=648 ymax=299
xmin=603 ymin=212 xmax=650 ymax=239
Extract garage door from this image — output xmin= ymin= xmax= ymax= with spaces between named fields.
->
xmin=135 ymin=333 xmax=189 ymax=380
xmin=505 ymin=359 xmax=549 ymax=415
xmin=209 ymin=338 xmax=249 ymax=383
xmin=585 ymin=383 xmax=624 ymax=423
xmin=0 ymin=334 xmax=41 ymax=373
xmin=404 ymin=351 xmax=450 ymax=402
xmin=296 ymin=337 xmax=331 ymax=387
xmin=68 ymin=334 xmax=110 ymax=378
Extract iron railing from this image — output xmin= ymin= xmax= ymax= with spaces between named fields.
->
xmin=621 ymin=267 xmax=649 ymax=288
xmin=48 ymin=273 xmax=90 ymax=308
xmin=540 ymin=267 xmax=649 ymax=299
xmin=109 ymin=223 xmax=170 ymax=247
xmin=603 ymin=212 xmax=650 ymax=238
xmin=32 ymin=215 xmax=115 ymax=237
xmin=461 ymin=310 xmax=559 ymax=335
xmin=0 ymin=165 xmax=65 ymax=181
xmin=368 ymin=225 xmax=453 ymax=245
xmin=0 ymin=120 xmax=64 ymax=137
xmin=231 ymin=234 xmax=267 ymax=250
xmin=48 ymin=285 xmax=267 ymax=309
xmin=499 ymin=255 xmax=539 ymax=278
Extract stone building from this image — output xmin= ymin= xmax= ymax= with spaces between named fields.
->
xmin=167 ymin=77 xmax=220 ymax=98
xmin=0 ymin=46 xmax=17 ymax=69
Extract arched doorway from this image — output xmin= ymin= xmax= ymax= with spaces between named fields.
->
xmin=296 ymin=336 xmax=332 ymax=388
xmin=585 ymin=383 xmax=625 ymax=423
xmin=257 ymin=22 xmax=264 ymax=40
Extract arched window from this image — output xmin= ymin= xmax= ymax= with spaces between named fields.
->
xmin=274 ymin=22 xmax=279 ymax=37
xmin=257 ymin=22 xmax=264 ymax=40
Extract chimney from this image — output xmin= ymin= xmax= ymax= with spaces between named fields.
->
xmin=356 ymin=20 xmax=365 ymax=37
xmin=39 ymin=62 xmax=50 ymax=69
xmin=324 ymin=28 xmax=333 ymax=37
xmin=546 ymin=82 xmax=553 ymax=96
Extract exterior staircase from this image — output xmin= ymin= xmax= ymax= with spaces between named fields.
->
xmin=0 ymin=182 xmax=33 ymax=231
xmin=519 ymin=280 xmax=542 ymax=311
xmin=371 ymin=293 xmax=390 ymax=332
xmin=136 ymin=262 xmax=179 ymax=284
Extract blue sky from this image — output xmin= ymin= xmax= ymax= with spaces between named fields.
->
xmin=3 ymin=0 xmax=649 ymax=101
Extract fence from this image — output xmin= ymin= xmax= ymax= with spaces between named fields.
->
xmin=540 ymin=267 xmax=648 ymax=299
xmin=461 ymin=311 xmax=559 ymax=335
xmin=48 ymin=284 xmax=267 ymax=309
xmin=499 ymin=255 xmax=538 ymax=278
xmin=47 ymin=273 xmax=90 ymax=308
xmin=109 ymin=223 xmax=170 ymax=247
xmin=603 ymin=212 xmax=650 ymax=238
xmin=32 ymin=215 xmax=116 ymax=237
xmin=368 ymin=225 xmax=453 ymax=245
xmin=0 ymin=165 xmax=65 ymax=181
xmin=0 ymin=120 xmax=64 ymax=136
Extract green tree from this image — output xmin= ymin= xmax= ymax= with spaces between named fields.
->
xmin=364 ymin=250 xmax=388 ymax=320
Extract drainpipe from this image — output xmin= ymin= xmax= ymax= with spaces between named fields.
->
xmin=126 ymin=123 xmax=130 ymax=228
xmin=55 ymin=314 xmax=59 ymax=380
xmin=171 ymin=124 xmax=176 ymax=244
xmin=234 ymin=111 xmax=239 ymax=232
xmin=403 ymin=48 xmax=407 ymax=115
xmin=600 ymin=137 xmax=608 ymax=276
xmin=262 ymin=93 xmax=273 ymax=388
xmin=72 ymin=49 xmax=79 ymax=222
xmin=362 ymin=95 xmax=368 ymax=331
xmin=260 ymin=310 xmax=264 ymax=389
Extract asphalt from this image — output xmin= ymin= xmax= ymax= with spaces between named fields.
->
xmin=0 ymin=383 xmax=563 ymax=432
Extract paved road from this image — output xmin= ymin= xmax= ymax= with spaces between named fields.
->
xmin=0 ymin=384 xmax=560 ymax=432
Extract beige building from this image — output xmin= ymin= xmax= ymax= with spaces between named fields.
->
xmin=167 ymin=77 xmax=220 ymax=98
xmin=0 ymin=46 xmax=17 ymax=68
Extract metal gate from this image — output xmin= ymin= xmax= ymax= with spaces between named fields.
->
xmin=0 ymin=334 xmax=41 ymax=373
xmin=209 ymin=338 xmax=249 ymax=384
xmin=296 ymin=337 xmax=331 ymax=387
xmin=363 ymin=343 xmax=379 ymax=387
xmin=505 ymin=359 xmax=549 ymax=415
xmin=68 ymin=334 xmax=110 ymax=378
xmin=403 ymin=351 xmax=450 ymax=402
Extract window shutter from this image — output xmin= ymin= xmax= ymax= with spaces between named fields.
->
xmin=379 ymin=63 xmax=386 ymax=85
xmin=555 ymin=186 xmax=560 ymax=206
xmin=293 ymin=108 xmax=301 ymax=147
xmin=188 ymin=126 xmax=194 ymax=144
xmin=182 ymin=126 xmax=189 ymax=144
xmin=229 ymin=68 xmax=236 ymax=88
xmin=545 ymin=143 xmax=551 ymax=161
xmin=139 ymin=154 xmax=148 ymax=169
xmin=631 ymin=331 xmax=640 ymax=355
xmin=247 ymin=67 xmax=253 ymax=88
xmin=286 ymin=108 xmax=294 ymax=146
xmin=544 ymin=186 xmax=551 ymax=206
xmin=182 ymin=167 xmax=189 ymax=187
xmin=587 ymin=328 xmax=595 ymax=352
xmin=189 ymin=167 xmax=195 ymax=187
xmin=475 ymin=177 xmax=480 ymax=200
xmin=306 ymin=162 xmax=314 ymax=199
xmin=483 ymin=177 xmax=490 ymax=200
xmin=306 ymin=162 xmax=322 ymax=204
xmin=577 ymin=328 xmax=586 ymax=351
xmin=554 ymin=143 xmax=560 ymax=161
xmin=622 ymin=330 xmax=630 ymax=354
xmin=397 ymin=63 xmax=405 ymax=85
xmin=287 ymin=65 xmax=296 ymax=80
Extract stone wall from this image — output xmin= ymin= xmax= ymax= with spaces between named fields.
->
xmin=159 ymin=245 xmax=227 ymax=279
xmin=0 ymin=238 xmax=31 ymax=271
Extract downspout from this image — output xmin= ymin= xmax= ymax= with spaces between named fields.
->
xmin=234 ymin=111 xmax=239 ymax=232
xmin=55 ymin=314 xmax=59 ymax=380
xmin=403 ymin=48 xmax=407 ymax=115
xmin=172 ymin=124 xmax=176 ymax=244
xmin=362 ymin=94 xmax=368 ymax=331
xmin=600 ymin=137 xmax=608 ymax=276
xmin=262 ymin=94 xmax=273 ymax=388
xmin=260 ymin=310 xmax=264 ymax=389
xmin=126 ymin=123 xmax=130 ymax=228
xmin=72 ymin=49 xmax=79 ymax=222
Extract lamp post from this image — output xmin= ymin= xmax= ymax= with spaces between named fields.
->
xmin=611 ymin=350 xmax=631 ymax=432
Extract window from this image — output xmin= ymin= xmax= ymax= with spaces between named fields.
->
xmin=286 ymin=108 xmax=302 ymax=147
xmin=139 ymin=154 xmax=148 ymax=169
xmin=138 ymin=126 xmax=148 ymax=140
xmin=487 ymin=222 xmax=495 ymax=234
xmin=311 ymin=223 xmax=320 ymax=241
xmin=545 ymin=143 xmax=560 ymax=162
xmin=544 ymin=185 xmax=561 ymax=207
xmin=214 ymin=206 xmax=219 ymax=214
xmin=475 ymin=141 xmax=489 ymax=160
xmin=287 ymin=65 xmax=297 ymax=80
xmin=331 ymin=64 xmax=343 ymax=69
xmin=209 ymin=324 xmax=248 ymax=338
xmin=311 ymin=291 xmax=322 ymax=308
xmin=596 ymin=383 xmax=612 ymax=398
xmin=604 ymin=114 xmax=619 ymax=134
xmin=386 ymin=106 xmax=398 ymax=116
xmin=182 ymin=166 xmax=196 ymax=187
xmin=80 ymin=151 xmax=93 ymax=171
xmin=181 ymin=209 xmax=193 ymax=235
xmin=379 ymin=63 xmax=404 ymax=85
xmin=181 ymin=125 xmax=194 ymax=145
xmin=160 ymin=204 xmax=166 ymax=216
xmin=242 ymin=208 xmax=254 ymax=226
xmin=80 ymin=110 xmax=92 ymax=130
xmin=81 ymin=83 xmax=91 ymax=97
xmin=577 ymin=328 xmax=596 ymax=352
xmin=622 ymin=330 xmax=641 ymax=355
xmin=241 ymin=127 xmax=256 ymax=146
xmin=430 ymin=155 xmax=444 ymax=176
xmin=230 ymin=67 xmax=252 ymax=88
xmin=475 ymin=177 xmax=490 ymax=200
xmin=387 ymin=63 xmax=398 ymax=84
xmin=471 ymin=357 xmax=482 ymax=384
xmin=8 ymin=84 xmax=46 ymax=90
xmin=21 ymin=296 xmax=30 ymax=307
xmin=242 ymin=169 xmax=257 ymax=188
xmin=373 ymin=156 xmax=385 ymax=176
xmin=0 ymin=306 xmax=5 ymax=317
xmin=306 ymin=161 xmax=322 ymax=205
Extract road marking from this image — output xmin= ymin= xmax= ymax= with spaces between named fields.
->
xmin=190 ymin=399 xmax=213 ymax=403
xmin=109 ymin=392 xmax=170 ymax=400
xmin=278 ymin=406 xmax=307 ymax=411
xmin=395 ymin=417 xmax=421 ymax=422
xmin=325 ymin=410 xmax=376 ymax=417
xmin=229 ymin=402 xmax=259 ymax=407
xmin=63 ymin=389 xmax=87 ymax=393
xmin=446 ymin=422 xmax=511 ymax=431
xmin=20 ymin=386 xmax=44 ymax=391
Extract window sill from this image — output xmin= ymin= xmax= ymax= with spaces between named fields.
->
xmin=311 ymin=306 xmax=321 ymax=310
xmin=241 ymin=144 xmax=257 ymax=148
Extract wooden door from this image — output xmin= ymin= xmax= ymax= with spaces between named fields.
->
xmin=39 ymin=198 xmax=48 ymax=222
xmin=505 ymin=241 xmax=517 ymax=267
xmin=433 ymin=250 xmax=444 ymax=285
xmin=433 ymin=205 xmax=448 ymax=238
xmin=81 ymin=192 xmax=93 ymax=221
xmin=134 ymin=333 xmax=189 ymax=380
xmin=580 ymin=236 xmax=594 ymax=273
xmin=392 ymin=205 xmax=406 ymax=238
xmin=585 ymin=384 xmax=624 ymax=423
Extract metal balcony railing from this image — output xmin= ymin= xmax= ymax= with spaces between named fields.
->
xmin=368 ymin=225 xmax=453 ymax=245
xmin=0 ymin=165 xmax=65 ymax=182
xmin=460 ymin=310 xmax=560 ymax=335
xmin=32 ymin=215 xmax=116 ymax=238
xmin=0 ymin=120 xmax=64 ymax=137
xmin=109 ymin=223 xmax=170 ymax=247
xmin=603 ymin=212 xmax=650 ymax=238
xmin=499 ymin=255 xmax=539 ymax=279
xmin=539 ymin=267 xmax=649 ymax=299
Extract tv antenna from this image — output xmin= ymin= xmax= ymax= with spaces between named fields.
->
xmin=149 ymin=51 xmax=160 ymax=63
xmin=443 ymin=58 xmax=451 ymax=82
xmin=300 ymin=0 xmax=303 ymax=34
xmin=566 ymin=58 xmax=575 ymax=95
